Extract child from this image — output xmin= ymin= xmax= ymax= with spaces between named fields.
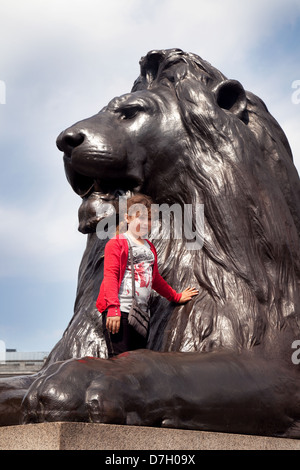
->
xmin=96 ymin=194 xmax=198 ymax=357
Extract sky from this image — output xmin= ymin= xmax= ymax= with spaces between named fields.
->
xmin=0 ymin=0 xmax=299 ymax=353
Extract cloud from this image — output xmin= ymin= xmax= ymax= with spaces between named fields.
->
xmin=0 ymin=192 xmax=85 ymax=281
xmin=2 ymin=0 xmax=299 ymax=79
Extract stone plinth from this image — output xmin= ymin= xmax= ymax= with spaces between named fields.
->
xmin=0 ymin=422 xmax=299 ymax=450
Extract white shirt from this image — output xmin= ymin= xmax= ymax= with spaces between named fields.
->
xmin=119 ymin=234 xmax=155 ymax=313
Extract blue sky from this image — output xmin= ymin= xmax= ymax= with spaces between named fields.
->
xmin=0 ymin=0 xmax=299 ymax=352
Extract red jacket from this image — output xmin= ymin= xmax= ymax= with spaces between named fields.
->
xmin=96 ymin=234 xmax=182 ymax=317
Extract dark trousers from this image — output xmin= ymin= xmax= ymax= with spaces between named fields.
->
xmin=102 ymin=311 xmax=147 ymax=358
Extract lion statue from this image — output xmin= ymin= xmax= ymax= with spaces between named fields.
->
xmin=1 ymin=49 xmax=300 ymax=438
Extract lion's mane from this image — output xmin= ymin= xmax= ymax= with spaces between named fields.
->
xmin=132 ymin=49 xmax=300 ymax=355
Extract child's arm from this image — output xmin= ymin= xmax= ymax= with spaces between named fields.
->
xmin=178 ymin=287 xmax=199 ymax=303
xmin=152 ymin=268 xmax=183 ymax=302
xmin=150 ymin=243 xmax=198 ymax=303
xmin=102 ymin=239 xmax=122 ymax=318
xmin=152 ymin=271 xmax=198 ymax=303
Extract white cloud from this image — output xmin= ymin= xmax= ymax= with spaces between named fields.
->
xmin=0 ymin=193 xmax=85 ymax=281
xmin=1 ymin=0 xmax=298 ymax=74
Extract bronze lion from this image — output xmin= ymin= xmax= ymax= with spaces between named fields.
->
xmin=1 ymin=49 xmax=300 ymax=438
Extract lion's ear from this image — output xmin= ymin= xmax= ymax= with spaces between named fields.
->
xmin=214 ymin=79 xmax=248 ymax=122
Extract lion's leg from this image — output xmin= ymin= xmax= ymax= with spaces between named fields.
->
xmin=21 ymin=359 xmax=98 ymax=423
xmin=20 ymin=350 xmax=300 ymax=438
xmin=0 ymin=375 xmax=36 ymax=426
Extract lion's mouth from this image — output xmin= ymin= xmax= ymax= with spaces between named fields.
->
xmin=72 ymin=173 xmax=142 ymax=234
xmin=61 ymin=145 xmax=144 ymax=234
xmin=79 ymin=177 xmax=141 ymax=199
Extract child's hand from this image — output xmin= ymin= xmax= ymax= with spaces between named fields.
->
xmin=178 ymin=287 xmax=199 ymax=303
xmin=106 ymin=316 xmax=121 ymax=334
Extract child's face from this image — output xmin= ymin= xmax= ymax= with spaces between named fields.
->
xmin=126 ymin=210 xmax=151 ymax=238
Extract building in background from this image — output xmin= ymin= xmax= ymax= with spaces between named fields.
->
xmin=0 ymin=348 xmax=49 ymax=377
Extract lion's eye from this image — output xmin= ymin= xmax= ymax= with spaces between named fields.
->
xmin=119 ymin=105 xmax=143 ymax=120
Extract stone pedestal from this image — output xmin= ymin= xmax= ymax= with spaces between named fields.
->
xmin=0 ymin=422 xmax=299 ymax=450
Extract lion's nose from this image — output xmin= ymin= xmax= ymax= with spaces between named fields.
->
xmin=56 ymin=127 xmax=85 ymax=156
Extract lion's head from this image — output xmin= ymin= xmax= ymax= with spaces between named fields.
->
xmin=57 ymin=48 xmax=300 ymax=357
